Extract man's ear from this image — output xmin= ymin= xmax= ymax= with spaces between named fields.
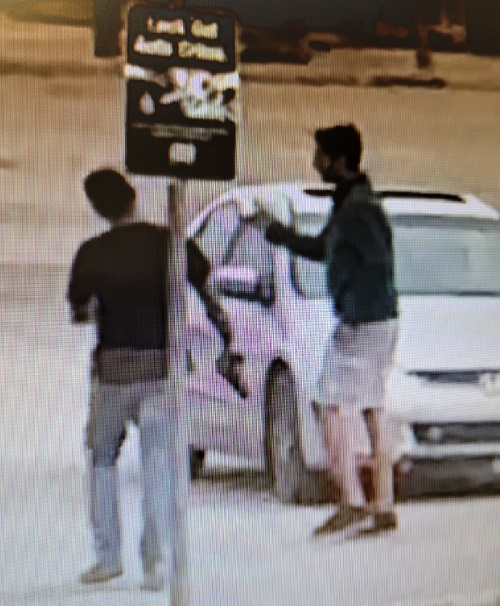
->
xmin=330 ymin=155 xmax=352 ymax=180
xmin=323 ymin=154 xmax=340 ymax=179
xmin=332 ymin=155 xmax=347 ymax=171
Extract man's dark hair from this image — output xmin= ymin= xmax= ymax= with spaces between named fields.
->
xmin=315 ymin=124 xmax=362 ymax=172
xmin=83 ymin=169 xmax=135 ymax=221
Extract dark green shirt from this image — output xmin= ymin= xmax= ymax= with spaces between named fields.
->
xmin=281 ymin=174 xmax=399 ymax=323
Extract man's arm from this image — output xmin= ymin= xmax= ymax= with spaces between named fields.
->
xmin=67 ymin=244 xmax=95 ymax=323
xmin=265 ymin=221 xmax=328 ymax=261
xmin=186 ymin=237 xmax=248 ymax=397
xmin=186 ymin=238 xmax=231 ymax=345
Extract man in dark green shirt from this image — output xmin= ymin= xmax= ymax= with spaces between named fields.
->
xmin=267 ymin=124 xmax=399 ymax=536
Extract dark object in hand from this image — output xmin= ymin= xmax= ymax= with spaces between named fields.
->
xmin=216 ymin=348 xmax=248 ymax=399
xmin=266 ymin=221 xmax=291 ymax=245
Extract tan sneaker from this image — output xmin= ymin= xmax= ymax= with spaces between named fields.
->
xmin=80 ymin=562 xmax=123 ymax=584
xmin=357 ymin=511 xmax=398 ymax=537
xmin=313 ymin=504 xmax=369 ymax=537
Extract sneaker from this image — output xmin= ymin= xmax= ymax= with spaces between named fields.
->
xmin=358 ymin=511 xmax=398 ymax=537
xmin=142 ymin=560 xmax=166 ymax=592
xmin=80 ymin=562 xmax=123 ymax=584
xmin=313 ymin=504 xmax=369 ymax=537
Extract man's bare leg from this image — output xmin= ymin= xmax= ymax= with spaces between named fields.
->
xmin=325 ymin=406 xmax=365 ymax=505
xmin=362 ymin=408 xmax=397 ymax=531
xmin=314 ymin=406 xmax=368 ymax=535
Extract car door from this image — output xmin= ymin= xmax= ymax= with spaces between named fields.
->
xmin=187 ymin=204 xmax=278 ymax=461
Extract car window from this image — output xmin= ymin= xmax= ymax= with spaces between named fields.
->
xmin=225 ymin=220 xmax=271 ymax=270
xmin=223 ymin=217 xmax=274 ymax=301
xmin=291 ymin=212 xmax=329 ymax=298
xmin=291 ymin=213 xmax=500 ymax=298
xmin=193 ymin=203 xmax=240 ymax=267
xmin=393 ymin=216 xmax=500 ymax=295
xmin=292 ymin=258 xmax=328 ymax=298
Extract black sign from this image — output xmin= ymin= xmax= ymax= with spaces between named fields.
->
xmin=125 ymin=6 xmax=238 ymax=180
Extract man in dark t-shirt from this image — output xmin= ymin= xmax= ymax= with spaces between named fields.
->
xmin=69 ymin=169 xmax=248 ymax=589
xmin=68 ymin=169 xmax=176 ymax=590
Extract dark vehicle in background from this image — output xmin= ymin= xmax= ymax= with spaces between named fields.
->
xmin=6 ymin=1 xmax=499 ymax=63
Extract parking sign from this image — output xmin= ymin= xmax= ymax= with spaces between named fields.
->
xmin=125 ymin=5 xmax=238 ymax=179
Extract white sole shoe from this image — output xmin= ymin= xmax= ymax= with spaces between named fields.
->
xmin=80 ymin=563 xmax=123 ymax=584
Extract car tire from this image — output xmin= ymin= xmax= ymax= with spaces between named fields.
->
xmin=264 ymin=361 xmax=305 ymax=503
xmin=189 ymin=447 xmax=205 ymax=480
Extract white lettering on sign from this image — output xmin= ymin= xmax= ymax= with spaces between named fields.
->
xmin=134 ymin=35 xmax=173 ymax=57
xmin=139 ymin=92 xmax=155 ymax=115
xmin=178 ymin=41 xmax=227 ymax=63
xmin=169 ymin=143 xmax=196 ymax=165
xmin=147 ymin=17 xmax=185 ymax=35
xmin=191 ymin=19 xmax=218 ymax=40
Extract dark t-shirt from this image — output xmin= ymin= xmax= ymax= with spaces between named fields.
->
xmin=67 ymin=223 xmax=168 ymax=350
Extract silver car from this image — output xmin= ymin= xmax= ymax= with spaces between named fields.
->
xmin=186 ymin=183 xmax=500 ymax=502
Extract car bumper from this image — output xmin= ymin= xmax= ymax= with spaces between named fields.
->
xmin=396 ymin=453 xmax=500 ymax=499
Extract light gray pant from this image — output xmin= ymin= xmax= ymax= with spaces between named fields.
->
xmin=86 ymin=379 xmax=188 ymax=569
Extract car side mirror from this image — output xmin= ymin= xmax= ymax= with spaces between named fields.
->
xmin=212 ymin=266 xmax=274 ymax=305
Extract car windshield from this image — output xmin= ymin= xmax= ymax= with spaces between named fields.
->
xmin=292 ymin=214 xmax=500 ymax=297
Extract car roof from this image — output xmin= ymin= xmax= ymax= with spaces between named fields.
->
xmin=380 ymin=190 xmax=499 ymax=219
xmin=188 ymin=182 xmax=499 ymax=236
xmin=226 ymin=181 xmax=499 ymax=219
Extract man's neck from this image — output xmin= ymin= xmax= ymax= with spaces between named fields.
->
xmin=340 ymin=169 xmax=360 ymax=182
xmin=110 ymin=214 xmax=136 ymax=228
xmin=333 ymin=173 xmax=365 ymax=213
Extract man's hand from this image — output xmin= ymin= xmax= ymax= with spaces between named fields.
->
xmin=72 ymin=306 xmax=90 ymax=323
xmin=265 ymin=221 xmax=291 ymax=246
xmin=71 ymin=298 xmax=98 ymax=324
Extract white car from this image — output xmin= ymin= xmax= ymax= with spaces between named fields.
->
xmin=185 ymin=182 xmax=500 ymax=502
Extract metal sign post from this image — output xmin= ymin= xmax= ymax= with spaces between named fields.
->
xmin=166 ymin=178 xmax=189 ymax=606
xmin=124 ymin=5 xmax=238 ymax=605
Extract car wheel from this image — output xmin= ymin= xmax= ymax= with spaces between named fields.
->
xmin=264 ymin=361 xmax=305 ymax=503
xmin=189 ymin=447 xmax=205 ymax=480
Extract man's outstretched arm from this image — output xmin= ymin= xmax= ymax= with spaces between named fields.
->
xmin=265 ymin=221 xmax=328 ymax=261
xmin=186 ymin=237 xmax=231 ymax=346
xmin=186 ymin=237 xmax=248 ymax=397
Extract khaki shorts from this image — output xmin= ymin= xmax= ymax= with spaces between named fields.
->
xmin=316 ymin=319 xmax=398 ymax=411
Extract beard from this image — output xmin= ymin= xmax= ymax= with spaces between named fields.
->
xmin=320 ymin=167 xmax=340 ymax=184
